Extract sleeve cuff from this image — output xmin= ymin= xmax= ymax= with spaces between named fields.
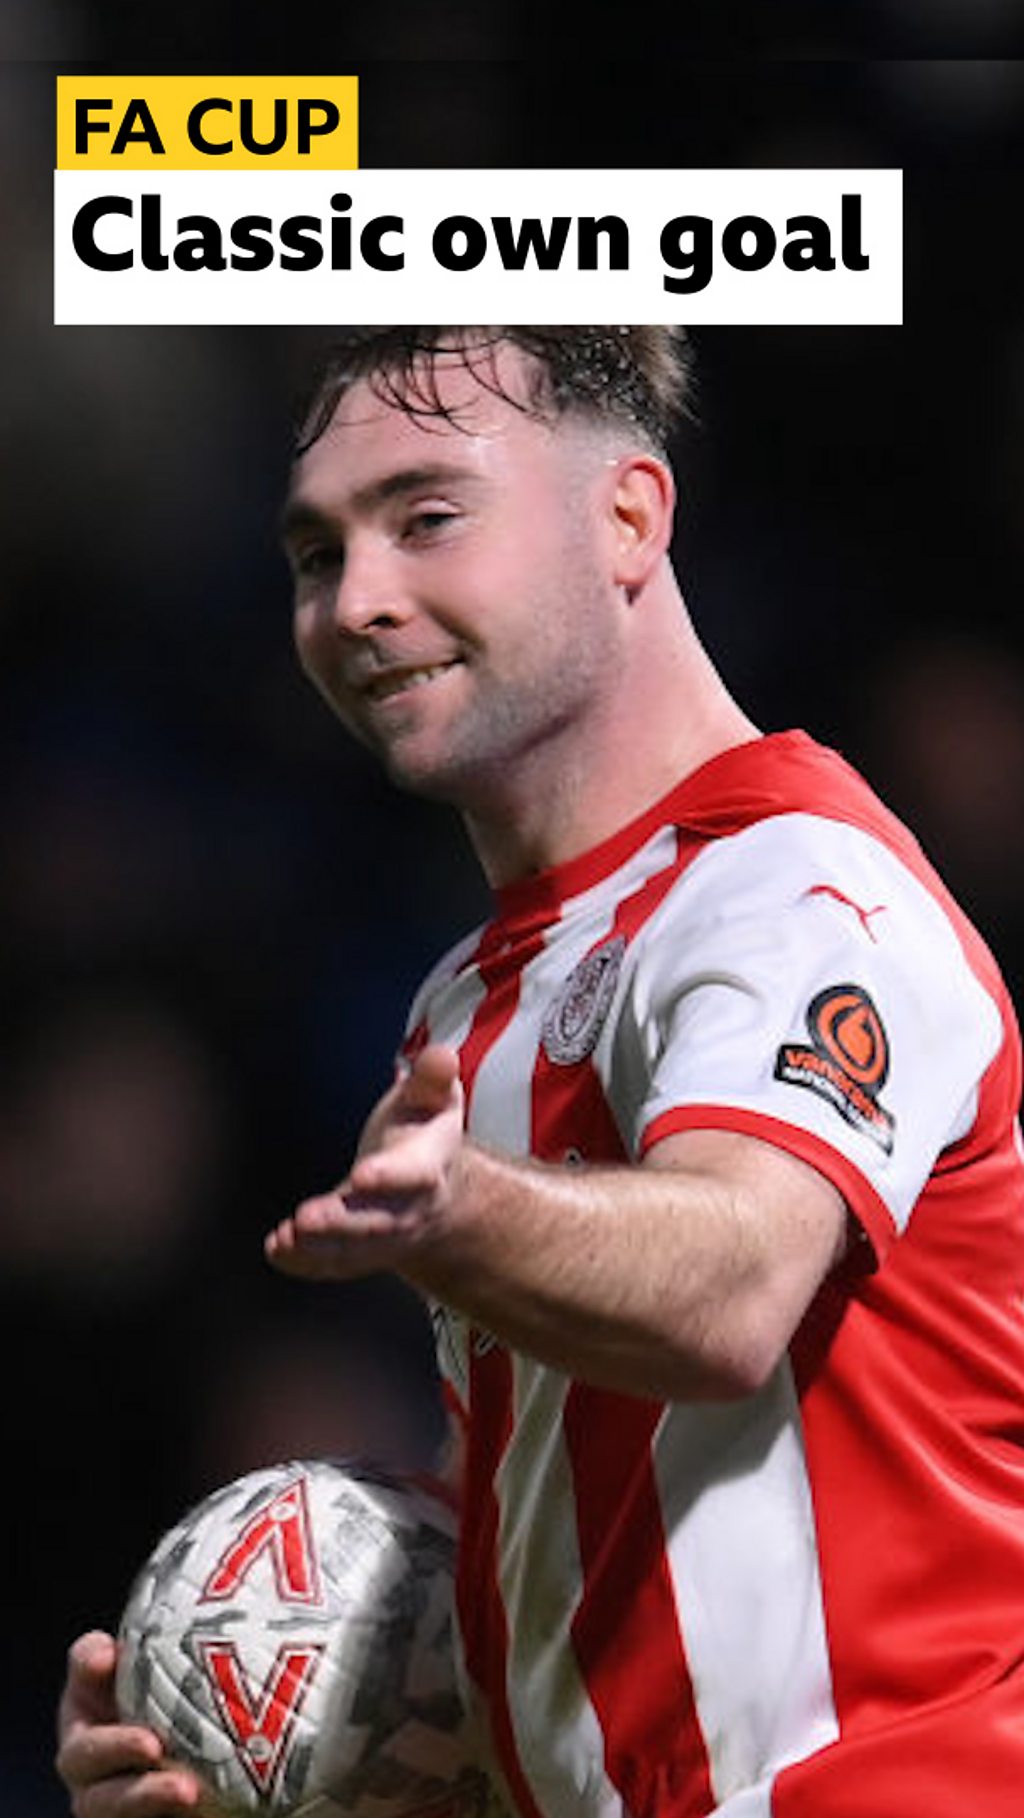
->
xmin=639 ymin=1102 xmax=896 ymax=1266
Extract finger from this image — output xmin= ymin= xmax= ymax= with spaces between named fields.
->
xmin=350 ymin=1131 xmax=449 ymax=1199
xmin=293 ymin=1193 xmax=406 ymax=1237
xmin=59 ymin=1633 xmax=121 ymax=1737
xmin=58 ymin=1722 xmax=165 ymax=1788
xmin=414 ymin=1042 xmax=461 ymax=1085
xmin=266 ymin=1236 xmax=382 ymax=1282
xmin=264 ymin=1204 xmax=405 ymax=1280
xmin=70 ymin=1766 xmax=202 ymax=1818
xmin=265 ymin=1236 xmax=335 ymax=1280
xmin=265 ymin=1213 xmax=311 ymax=1272
xmin=70 ymin=1630 xmax=118 ymax=1677
xmin=396 ymin=1045 xmax=462 ymax=1114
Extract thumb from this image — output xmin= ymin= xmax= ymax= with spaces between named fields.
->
xmin=400 ymin=1044 xmax=462 ymax=1110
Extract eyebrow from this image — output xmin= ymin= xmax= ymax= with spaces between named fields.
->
xmin=279 ymin=462 xmax=483 ymax=544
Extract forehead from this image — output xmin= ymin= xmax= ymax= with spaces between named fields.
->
xmin=289 ymin=345 xmax=562 ymax=506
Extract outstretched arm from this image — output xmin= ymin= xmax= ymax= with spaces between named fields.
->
xmin=266 ymin=1046 xmax=848 ymax=1401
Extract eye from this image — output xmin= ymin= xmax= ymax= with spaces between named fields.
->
xmin=290 ymin=541 xmax=342 ymax=581
xmin=400 ymin=506 xmax=458 ymax=543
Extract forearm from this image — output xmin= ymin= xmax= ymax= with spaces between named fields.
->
xmin=267 ymin=1049 xmax=848 ymax=1402
xmin=401 ymin=1141 xmax=821 ymax=1401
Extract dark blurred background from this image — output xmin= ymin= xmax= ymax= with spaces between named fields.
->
xmin=2 ymin=33 xmax=1023 ymax=1816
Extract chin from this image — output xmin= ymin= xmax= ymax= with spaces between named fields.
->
xmin=382 ymin=747 xmax=456 ymax=800
xmin=382 ymin=742 xmax=489 ymax=808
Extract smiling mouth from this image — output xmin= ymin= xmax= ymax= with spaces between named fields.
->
xmin=363 ymin=659 xmax=463 ymax=703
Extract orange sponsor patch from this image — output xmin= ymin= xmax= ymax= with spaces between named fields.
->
xmin=774 ymin=982 xmax=894 ymax=1153
xmin=811 ymin=985 xmax=889 ymax=1088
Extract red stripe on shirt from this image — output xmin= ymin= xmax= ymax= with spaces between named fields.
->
xmin=531 ymin=835 xmax=717 ymax=1814
xmin=454 ymin=918 xmax=551 ymax=1818
xmin=563 ymin=1388 xmax=716 ymax=1817
xmin=459 ymin=1342 xmax=548 ymax=1818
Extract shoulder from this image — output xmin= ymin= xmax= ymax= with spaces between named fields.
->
xmin=614 ymin=791 xmax=1012 ymax=1249
xmin=629 ymin=806 xmax=1006 ymax=1052
xmin=633 ymin=729 xmax=1008 ymax=1017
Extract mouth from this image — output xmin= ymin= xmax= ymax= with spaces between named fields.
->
xmin=361 ymin=659 xmax=463 ymax=703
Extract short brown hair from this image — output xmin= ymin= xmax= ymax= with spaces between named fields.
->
xmin=296 ymin=326 xmax=692 ymax=457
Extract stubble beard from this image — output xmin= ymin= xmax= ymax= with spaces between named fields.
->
xmin=380 ymin=593 xmax=619 ymax=817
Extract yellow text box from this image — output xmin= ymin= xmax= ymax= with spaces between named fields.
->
xmin=57 ymin=76 xmax=358 ymax=170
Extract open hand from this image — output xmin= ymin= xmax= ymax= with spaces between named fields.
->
xmin=265 ymin=1045 xmax=465 ymax=1282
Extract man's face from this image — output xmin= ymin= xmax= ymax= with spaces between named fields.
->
xmin=282 ymin=347 xmax=623 ymax=811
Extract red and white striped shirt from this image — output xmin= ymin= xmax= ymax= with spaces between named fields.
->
xmin=403 ymin=731 xmax=1024 ymax=1818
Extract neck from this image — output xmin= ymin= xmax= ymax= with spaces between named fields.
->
xmin=465 ymin=599 xmax=761 ymax=889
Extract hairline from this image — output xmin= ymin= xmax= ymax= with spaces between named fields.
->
xmin=294 ymin=356 xmax=663 ymax=492
xmin=296 ymin=327 xmax=682 ymax=463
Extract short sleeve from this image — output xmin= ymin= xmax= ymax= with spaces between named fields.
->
xmin=622 ymin=814 xmax=1004 ymax=1261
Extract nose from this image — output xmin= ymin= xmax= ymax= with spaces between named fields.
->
xmin=328 ymin=533 xmax=411 ymax=637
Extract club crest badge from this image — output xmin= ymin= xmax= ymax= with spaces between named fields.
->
xmin=541 ymin=936 xmax=626 ymax=1066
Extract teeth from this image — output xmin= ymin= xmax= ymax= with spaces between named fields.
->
xmin=372 ymin=662 xmax=456 ymax=700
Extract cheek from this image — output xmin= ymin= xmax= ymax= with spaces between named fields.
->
xmin=293 ymin=605 xmax=330 ymax=680
xmin=292 ymin=611 xmax=350 ymax=722
xmin=434 ymin=525 xmax=535 ymax=614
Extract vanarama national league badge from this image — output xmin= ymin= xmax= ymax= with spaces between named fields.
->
xmin=541 ymin=936 xmax=626 ymax=1065
xmin=775 ymin=981 xmax=895 ymax=1154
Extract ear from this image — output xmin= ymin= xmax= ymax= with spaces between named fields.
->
xmin=604 ymin=453 xmax=676 ymax=596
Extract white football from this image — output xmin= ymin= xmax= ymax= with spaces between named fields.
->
xmin=116 ymin=1458 xmax=493 ymax=1818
